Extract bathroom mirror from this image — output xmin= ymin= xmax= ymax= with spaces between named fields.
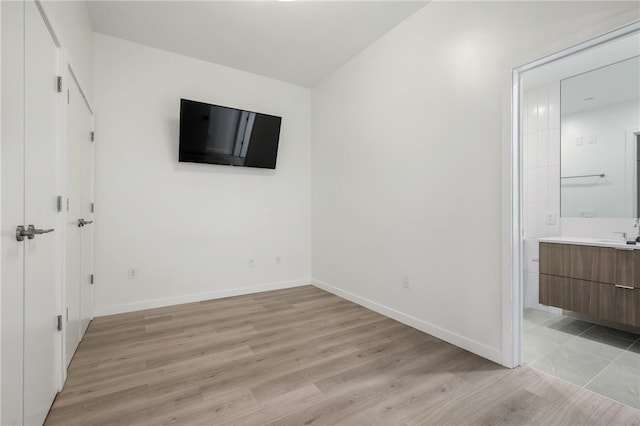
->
xmin=560 ymin=55 xmax=640 ymax=218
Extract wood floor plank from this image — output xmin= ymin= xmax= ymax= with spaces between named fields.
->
xmin=357 ymin=372 xmax=469 ymax=425
xmin=224 ymin=384 xmax=328 ymax=426
xmin=45 ymin=285 xmax=639 ymax=425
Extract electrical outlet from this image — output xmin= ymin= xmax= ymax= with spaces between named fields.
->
xmin=248 ymin=258 xmax=254 ymax=268
xmin=275 ymin=256 xmax=281 ymax=265
xmin=545 ymin=211 xmax=556 ymax=225
xmin=579 ymin=209 xmax=595 ymax=218
xmin=402 ymin=274 xmax=410 ymax=289
xmin=128 ymin=267 xmax=137 ymax=280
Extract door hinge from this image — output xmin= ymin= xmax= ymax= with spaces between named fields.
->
xmin=57 ymin=315 xmax=62 ymax=331
xmin=66 ymin=307 xmax=69 ymax=321
xmin=90 ymin=274 xmax=94 ymax=285
xmin=67 ymin=89 xmax=70 ymax=104
xmin=56 ymin=195 xmax=62 ymax=212
xmin=90 ymin=131 xmax=95 ymax=142
xmin=56 ymin=76 xmax=62 ymax=93
xmin=90 ymin=202 xmax=94 ymax=213
xmin=67 ymin=198 xmax=70 ymax=212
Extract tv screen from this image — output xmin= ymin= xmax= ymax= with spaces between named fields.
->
xmin=179 ymin=98 xmax=282 ymax=169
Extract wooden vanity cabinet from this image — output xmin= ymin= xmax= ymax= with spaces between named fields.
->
xmin=539 ymin=242 xmax=640 ymax=327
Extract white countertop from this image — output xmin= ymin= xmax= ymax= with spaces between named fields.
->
xmin=538 ymin=236 xmax=640 ymax=250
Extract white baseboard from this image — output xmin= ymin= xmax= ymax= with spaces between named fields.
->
xmin=312 ymin=279 xmax=503 ymax=366
xmin=94 ymin=278 xmax=311 ymax=317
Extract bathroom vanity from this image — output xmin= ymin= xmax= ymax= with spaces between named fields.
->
xmin=538 ymin=237 xmax=640 ymax=327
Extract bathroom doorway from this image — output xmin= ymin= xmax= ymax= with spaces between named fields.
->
xmin=512 ymin=22 xmax=640 ymax=409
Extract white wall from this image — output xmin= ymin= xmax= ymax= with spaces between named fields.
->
xmin=39 ymin=0 xmax=93 ymax=102
xmin=93 ymin=34 xmax=311 ymax=315
xmin=311 ymin=1 xmax=639 ymax=365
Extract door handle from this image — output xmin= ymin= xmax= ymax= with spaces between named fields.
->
xmin=77 ymin=218 xmax=93 ymax=228
xmin=16 ymin=225 xmax=54 ymax=241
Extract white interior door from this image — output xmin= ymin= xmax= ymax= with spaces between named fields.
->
xmin=64 ymin=79 xmax=83 ymax=366
xmin=65 ymin=76 xmax=94 ymax=362
xmin=2 ymin=1 xmax=63 ymax=423
xmin=79 ymin=108 xmax=94 ymax=335
xmin=23 ymin=1 xmax=62 ymax=424
xmin=1 ymin=2 xmax=27 ymax=424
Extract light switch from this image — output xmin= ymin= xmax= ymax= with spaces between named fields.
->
xmin=589 ymin=134 xmax=598 ymax=144
xmin=575 ymin=136 xmax=583 ymax=146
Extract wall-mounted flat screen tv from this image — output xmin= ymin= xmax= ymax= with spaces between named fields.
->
xmin=179 ymin=98 xmax=282 ymax=169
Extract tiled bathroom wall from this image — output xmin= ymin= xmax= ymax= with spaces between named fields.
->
xmin=522 ymin=83 xmax=561 ymax=311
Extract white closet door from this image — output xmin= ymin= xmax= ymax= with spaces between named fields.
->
xmin=65 ymin=78 xmax=83 ymax=366
xmin=65 ymin=77 xmax=94 ymax=359
xmin=23 ymin=1 xmax=62 ymax=424
xmin=79 ymin=106 xmax=94 ymax=335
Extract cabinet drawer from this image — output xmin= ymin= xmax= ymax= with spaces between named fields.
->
xmin=614 ymin=285 xmax=640 ymax=327
xmin=614 ymin=247 xmax=636 ymax=288
xmin=635 ymin=250 xmax=640 ymax=289
xmin=571 ymin=245 xmax=614 ymax=283
xmin=571 ymin=279 xmax=599 ymax=318
xmin=539 ymin=274 xmax=572 ymax=310
xmin=596 ymin=282 xmax=616 ymax=323
xmin=540 ymin=275 xmax=623 ymax=322
xmin=539 ymin=243 xmax=570 ymax=277
xmin=539 ymin=243 xmax=614 ymax=283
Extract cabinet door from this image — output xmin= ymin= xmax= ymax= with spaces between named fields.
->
xmin=614 ymin=248 xmax=636 ymax=288
xmin=539 ymin=274 xmax=572 ymax=310
xmin=569 ymin=245 xmax=614 ymax=283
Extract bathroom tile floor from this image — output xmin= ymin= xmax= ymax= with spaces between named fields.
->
xmin=524 ymin=308 xmax=640 ymax=410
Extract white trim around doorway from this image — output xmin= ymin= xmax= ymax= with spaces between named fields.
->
xmin=506 ymin=20 xmax=640 ymax=368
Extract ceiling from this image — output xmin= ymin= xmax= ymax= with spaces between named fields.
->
xmin=88 ymin=1 xmax=428 ymax=88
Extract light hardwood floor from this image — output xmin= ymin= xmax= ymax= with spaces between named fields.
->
xmin=45 ymin=285 xmax=639 ymax=425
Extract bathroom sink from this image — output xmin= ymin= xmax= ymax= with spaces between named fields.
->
xmin=539 ymin=236 xmax=640 ymax=249
xmin=595 ymin=239 xmax=628 ymax=244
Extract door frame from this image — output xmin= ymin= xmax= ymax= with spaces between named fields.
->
xmin=0 ymin=4 xmax=4 ymax=422
xmin=506 ymin=20 xmax=640 ymax=368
